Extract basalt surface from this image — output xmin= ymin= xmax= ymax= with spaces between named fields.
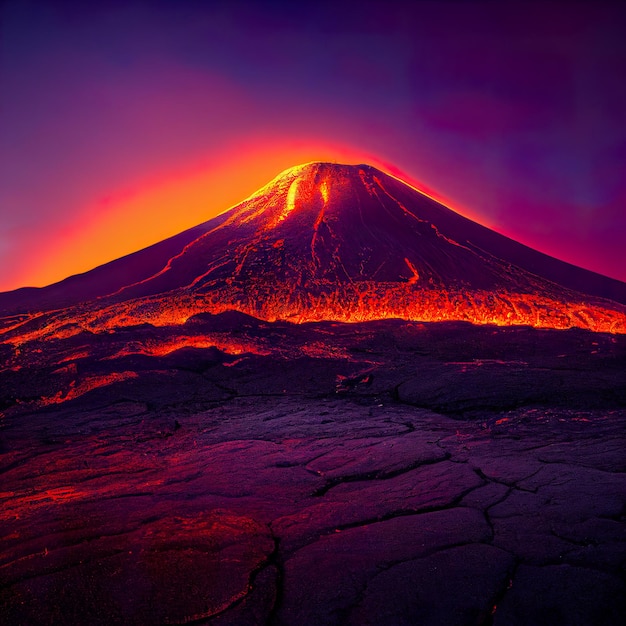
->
xmin=1 ymin=316 xmax=625 ymax=625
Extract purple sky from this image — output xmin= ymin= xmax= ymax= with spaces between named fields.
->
xmin=1 ymin=0 xmax=625 ymax=290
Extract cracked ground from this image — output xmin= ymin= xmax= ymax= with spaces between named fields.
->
xmin=1 ymin=317 xmax=625 ymax=624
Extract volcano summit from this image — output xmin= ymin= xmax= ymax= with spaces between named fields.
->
xmin=2 ymin=162 xmax=625 ymax=336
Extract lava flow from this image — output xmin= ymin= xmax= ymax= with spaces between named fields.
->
xmin=1 ymin=162 xmax=626 ymax=339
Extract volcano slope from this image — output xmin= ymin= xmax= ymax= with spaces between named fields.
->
xmin=1 ymin=164 xmax=626 ymax=625
xmin=1 ymin=162 xmax=625 ymax=334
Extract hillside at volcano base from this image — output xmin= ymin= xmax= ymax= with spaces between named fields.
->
xmin=1 ymin=163 xmax=625 ymax=625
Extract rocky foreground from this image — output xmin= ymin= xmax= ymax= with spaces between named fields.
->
xmin=1 ymin=317 xmax=625 ymax=624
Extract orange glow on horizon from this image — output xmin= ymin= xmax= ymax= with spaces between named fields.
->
xmin=6 ymin=139 xmax=487 ymax=292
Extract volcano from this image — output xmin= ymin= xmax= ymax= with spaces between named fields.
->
xmin=2 ymin=162 xmax=625 ymax=336
xmin=2 ymin=163 xmax=626 ymax=625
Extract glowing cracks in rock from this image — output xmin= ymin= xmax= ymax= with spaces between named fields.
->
xmin=404 ymin=258 xmax=420 ymax=284
xmin=279 ymin=178 xmax=301 ymax=224
xmin=320 ymin=179 xmax=330 ymax=204
xmin=267 ymin=164 xmax=331 ymax=231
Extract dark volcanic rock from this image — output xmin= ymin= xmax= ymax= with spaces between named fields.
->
xmin=494 ymin=564 xmax=625 ymax=626
xmin=1 ymin=511 xmax=274 ymax=625
xmin=276 ymin=509 xmax=493 ymax=625
xmin=349 ymin=544 xmax=516 ymax=626
xmin=396 ymin=361 xmax=626 ymax=414
xmin=0 ymin=320 xmax=625 ymax=625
